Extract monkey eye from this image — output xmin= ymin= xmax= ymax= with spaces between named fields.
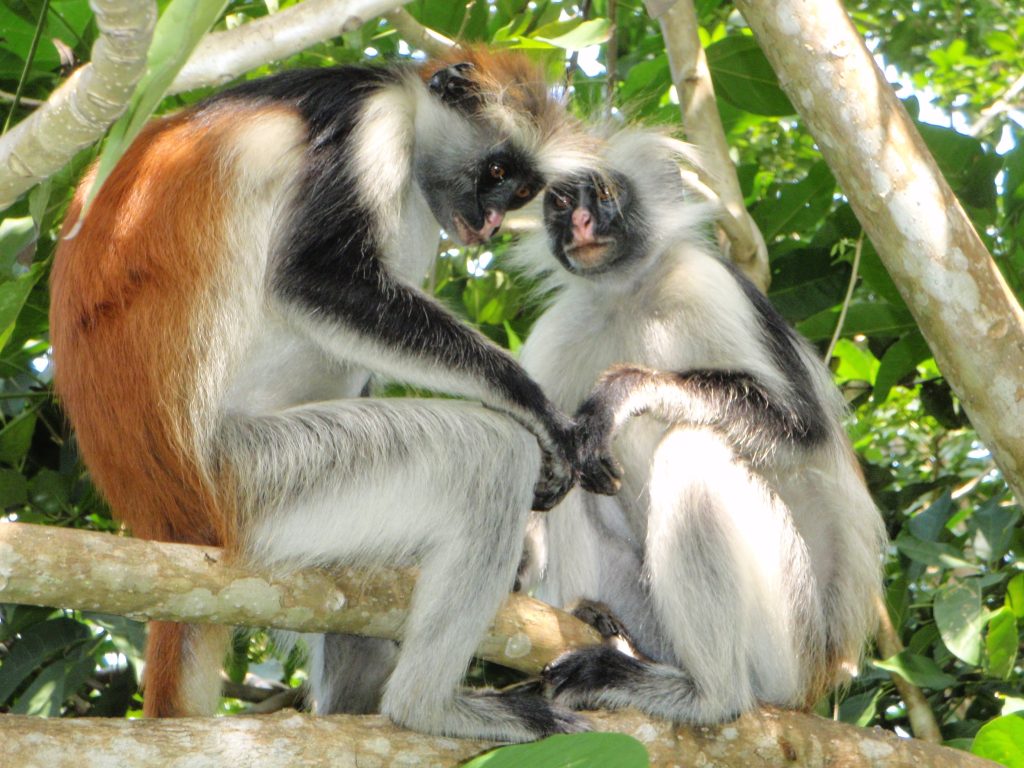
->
xmin=515 ymin=185 xmax=533 ymax=199
xmin=597 ymin=183 xmax=617 ymax=202
xmin=489 ymin=163 xmax=507 ymax=180
xmin=551 ymin=192 xmax=571 ymax=211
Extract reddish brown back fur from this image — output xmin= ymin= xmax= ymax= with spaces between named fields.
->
xmin=50 ymin=108 xmax=245 ymax=715
xmin=51 ymin=111 xmax=230 ymax=546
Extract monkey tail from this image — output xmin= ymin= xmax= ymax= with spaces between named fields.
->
xmin=143 ymin=622 xmax=231 ymax=717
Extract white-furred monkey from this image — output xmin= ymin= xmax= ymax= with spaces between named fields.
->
xmin=49 ymin=51 xmax=599 ymax=741
xmin=514 ymin=131 xmax=887 ymax=723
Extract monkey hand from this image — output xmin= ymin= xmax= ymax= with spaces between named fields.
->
xmin=573 ymin=402 xmax=624 ymax=496
xmin=531 ymin=414 xmax=577 ymax=511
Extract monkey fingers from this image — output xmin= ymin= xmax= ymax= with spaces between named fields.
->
xmin=572 ymin=410 xmax=624 ymax=496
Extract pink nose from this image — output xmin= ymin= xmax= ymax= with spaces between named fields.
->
xmin=478 ymin=209 xmax=504 ymax=240
xmin=572 ymin=208 xmax=594 ymax=243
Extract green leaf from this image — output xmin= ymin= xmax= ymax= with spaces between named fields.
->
xmin=972 ymin=714 xmax=1024 ymax=768
xmin=873 ymin=650 xmax=957 ymax=690
xmin=464 ymin=733 xmax=649 ymax=768
xmin=0 ymin=216 xmax=36 ymax=275
xmin=0 ymin=260 xmax=46 ymax=351
xmin=797 ymin=301 xmax=916 ymax=343
xmin=83 ymin=0 xmax=229 ymax=214
xmin=0 ymin=466 xmax=28 ymax=507
xmin=754 ymin=162 xmax=835 ymax=242
xmin=934 ymin=578 xmax=985 ymax=666
xmin=831 ymin=338 xmax=879 ymax=384
xmin=531 ymin=18 xmax=612 ymax=50
xmin=0 ymin=409 xmax=36 ymax=466
xmin=12 ymin=647 xmax=98 ymax=716
xmin=705 ymin=35 xmax=794 ymax=116
xmin=0 ymin=617 xmax=91 ymax=705
xmin=1007 ymin=573 xmax=1024 ymax=619
xmin=985 ymin=607 xmax=1017 ymax=680
xmin=767 ymin=246 xmax=849 ymax=324
xmin=872 ymin=331 xmax=931 ymax=402
xmin=907 ymin=491 xmax=953 ymax=542
xmin=894 ymin=531 xmax=975 ymax=570
xmin=972 ymin=496 xmax=1019 ymax=562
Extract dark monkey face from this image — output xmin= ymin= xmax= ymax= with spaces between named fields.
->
xmin=417 ymin=62 xmax=546 ymax=246
xmin=542 ymin=171 xmax=647 ymax=276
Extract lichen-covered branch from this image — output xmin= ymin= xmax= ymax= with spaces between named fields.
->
xmin=169 ymin=0 xmax=408 ymax=95
xmin=644 ymin=0 xmax=770 ymax=291
xmin=0 ymin=522 xmax=600 ymax=673
xmin=0 ymin=708 xmax=999 ymax=768
xmin=0 ymin=0 xmax=157 ymax=209
xmin=734 ymin=0 xmax=1024 ymax=504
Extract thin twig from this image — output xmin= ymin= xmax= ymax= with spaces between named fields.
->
xmin=0 ymin=90 xmax=44 ymax=109
xmin=824 ymin=231 xmax=864 ymax=363
xmin=969 ymin=71 xmax=1024 ymax=138
xmin=605 ymin=0 xmax=618 ymax=115
xmin=3 ymin=0 xmax=51 ymax=134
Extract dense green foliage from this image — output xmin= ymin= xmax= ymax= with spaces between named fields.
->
xmin=0 ymin=1 xmax=1022 ymax=764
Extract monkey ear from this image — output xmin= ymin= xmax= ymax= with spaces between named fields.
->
xmin=427 ymin=62 xmax=480 ymax=111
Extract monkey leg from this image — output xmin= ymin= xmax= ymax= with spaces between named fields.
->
xmin=221 ymin=398 xmax=588 ymax=741
xmin=306 ymin=634 xmax=398 ymax=714
xmin=546 ymin=427 xmax=817 ymax=723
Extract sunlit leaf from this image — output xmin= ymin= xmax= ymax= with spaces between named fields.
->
xmin=985 ymin=607 xmax=1018 ymax=680
xmin=705 ymin=35 xmax=794 ymax=116
xmin=934 ymin=578 xmax=985 ymax=666
xmin=972 ymin=714 xmax=1024 ymax=768
xmin=464 ymin=733 xmax=648 ymax=768
xmin=874 ymin=650 xmax=956 ymax=690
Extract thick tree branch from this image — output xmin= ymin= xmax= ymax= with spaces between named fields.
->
xmin=0 ymin=522 xmax=600 ymax=674
xmin=734 ymin=0 xmax=1024 ymax=504
xmin=169 ymin=0 xmax=408 ymax=95
xmin=0 ymin=0 xmax=157 ymax=209
xmin=0 ymin=709 xmax=998 ymax=767
xmin=644 ymin=0 xmax=770 ymax=291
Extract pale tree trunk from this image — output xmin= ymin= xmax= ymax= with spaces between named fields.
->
xmin=0 ymin=0 xmax=157 ymax=208
xmin=0 ymin=709 xmax=999 ymax=768
xmin=733 ymin=0 xmax=1024 ymax=504
xmin=644 ymin=0 xmax=770 ymax=291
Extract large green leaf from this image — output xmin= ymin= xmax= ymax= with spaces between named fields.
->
xmin=753 ymin=162 xmax=835 ymax=242
xmin=797 ymin=301 xmax=916 ymax=342
xmin=894 ymin=531 xmax=976 ymax=570
xmin=1007 ymin=573 xmax=1024 ymax=619
xmin=873 ymin=650 xmax=957 ymax=690
xmin=464 ymin=733 xmax=648 ymax=768
xmin=985 ymin=607 xmax=1018 ymax=680
xmin=0 ymin=259 xmax=45 ymax=352
xmin=872 ymin=330 xmax=931 ymax=402
xmin=972 ymin=714 xmax=1024 ymax=768
xmin=934 ymin=578 xmax=985 ymax=666
xmin=83 ymin=0 xmax=229 ymax=214
xmin=0 ymin=617 xmax=91 ymax=704
xmin=767 ymin=246 xmax=849 ymax=324
xmin=705 ymin=35 xmax=795 ymax=116
xmin=531 ymin=18 xmax=612 ymax=50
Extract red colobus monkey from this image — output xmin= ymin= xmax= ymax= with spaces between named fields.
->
xmin=515 ymin=131 xmax=886 ymax=722
xmin=50 ymin=52 xmax=597 ymax=741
